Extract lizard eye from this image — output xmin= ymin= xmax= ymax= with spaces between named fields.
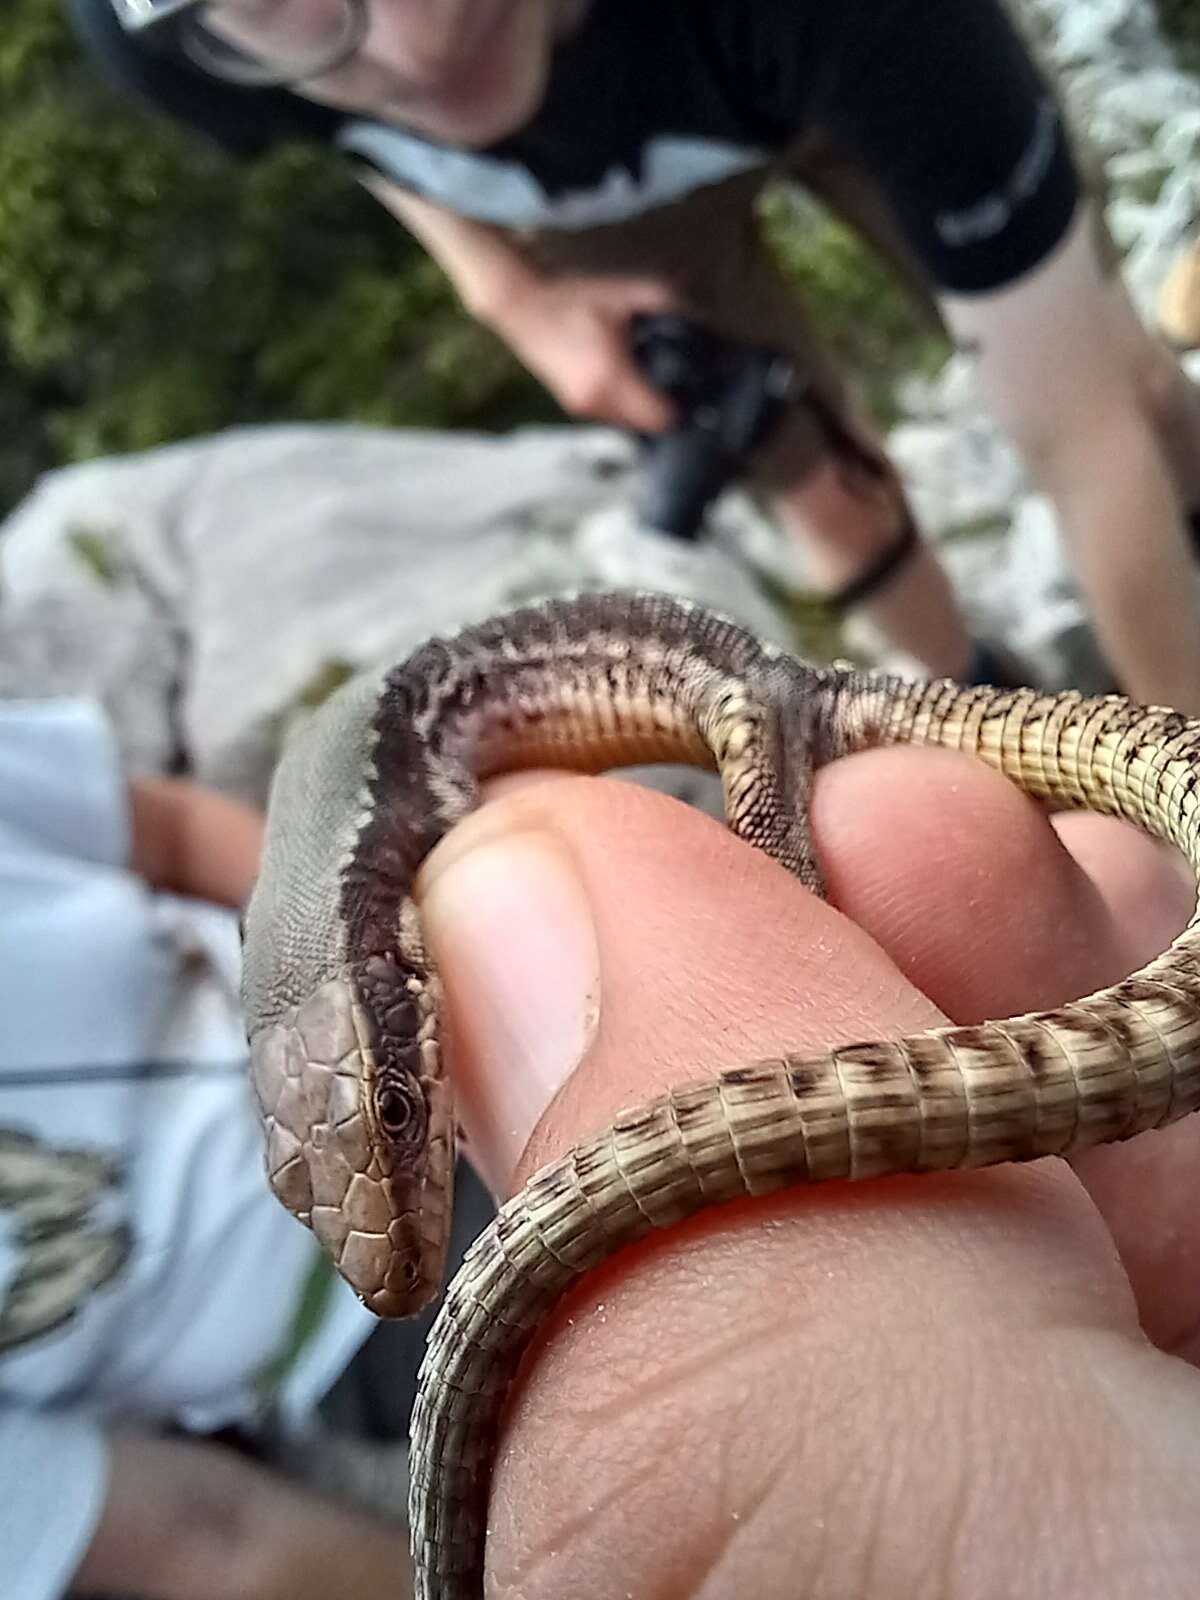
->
xmin=377 ymin=1078 xmax=425 ymax=1145
xmin=379 ymin=1087 xmax=411 ymax=1132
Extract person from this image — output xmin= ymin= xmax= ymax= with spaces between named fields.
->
xmin=70 ymin=0 xmax=1200 ymax=711
xmin=412 ymin=750 xmax=1200 ymax=1595
xmin=0 ymin=695 xmax=435 ymax=1600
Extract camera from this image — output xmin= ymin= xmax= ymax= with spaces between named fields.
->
xmin=629 ymin=312 xmax=803 ymax=541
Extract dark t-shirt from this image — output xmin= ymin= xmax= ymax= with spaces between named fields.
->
xmin=68 ymin=0 xmax=1078 ymax=292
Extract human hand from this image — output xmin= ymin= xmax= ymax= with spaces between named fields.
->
xmin=416 ymin=750 xmax=1200 ymax=1597
xmin=479 ymin=269 xmax=680 ymax=433
xmin=369 ymin=181 xmax=679 ymax=433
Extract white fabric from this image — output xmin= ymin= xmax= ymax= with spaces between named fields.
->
xmin=337 ymin=122 xmax=766 ymax=228
xmin=0 ymin=699 xmax=374 ymax=1600
xmin=0 ymin=1410 xmax=109 ymax=1600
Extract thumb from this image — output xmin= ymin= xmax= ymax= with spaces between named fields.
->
xmin=415 ymin=771 xmax=943 ymax=1195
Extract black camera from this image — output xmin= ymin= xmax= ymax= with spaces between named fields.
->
xmin=629 ymin=312 xmax=803 ymax=541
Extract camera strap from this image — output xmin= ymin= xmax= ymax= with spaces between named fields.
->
xmin=825 ymin=516 xmax=920 ymax=615
xmin=788 ymin=382 xmax=922 ymax=614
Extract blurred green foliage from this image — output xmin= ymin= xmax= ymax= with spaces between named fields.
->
xmin=1153 ymin=0 xmax=1200 ymax=74
xmin=0 ymin=0 xmax=557 ymax=510
xmin=1 ymin=0 xmax=939 ymax=514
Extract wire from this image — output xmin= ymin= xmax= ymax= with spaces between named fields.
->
xmin=0 ymin=1059 xmax=248 ymax=1088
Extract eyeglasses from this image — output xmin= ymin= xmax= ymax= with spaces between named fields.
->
xmin=110 ymin=0 xmax=370 ymax=87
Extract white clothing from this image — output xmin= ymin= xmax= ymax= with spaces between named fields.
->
xmin=0 ymin=699 xmax=374 ymax=1600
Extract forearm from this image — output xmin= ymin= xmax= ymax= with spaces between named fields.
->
xmin=128 ymin=777 xmax=263 ymax=908
xmin=71 ymin=1433 xmax=414 ymax=1600
xmin=941 ymin=205 xmax=1200 ymax=712
xmin=359 ymin=174 xmax=676 ymax=429
xmin=1037 ymin=412 xmax=1200 ymax=713
xmin=360 ymin=175 xmax=533 ymax=319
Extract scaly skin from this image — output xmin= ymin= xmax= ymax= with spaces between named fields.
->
xmin=239 ymin=592 xmax=1200 ymax=1598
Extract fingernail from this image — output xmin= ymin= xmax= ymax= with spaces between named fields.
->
xmin=418 ymin=832 xmax=600 ymax=1192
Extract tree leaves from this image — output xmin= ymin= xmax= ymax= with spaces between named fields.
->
xmin=0 ymin=0 xmax=554 ymax=511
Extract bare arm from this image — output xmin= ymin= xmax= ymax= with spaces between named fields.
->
xmin=361 ymin=175 xmax=536 ymax=321
xmin=941 ymin=203 xmax=1200 ymax=714
xmin=128 ymin=778 xmax=263 ymax=909
xmin=361 ymin=174 xmax=675 ymax=429
xmin=70 ymin=1433 xmax=414 ymax=1600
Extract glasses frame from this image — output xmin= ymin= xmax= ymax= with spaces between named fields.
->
xmin=110 ymin=0 xmax=370 ymax=88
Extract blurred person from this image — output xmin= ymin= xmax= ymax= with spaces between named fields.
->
xmin=0 ymin=695 xmax=454 ymax=1600
xmin=69 ymin=0 xmax=1200 ymax=710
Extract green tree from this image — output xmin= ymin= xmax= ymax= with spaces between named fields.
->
xmin=0 ymin=0 xmax=557 ymax=511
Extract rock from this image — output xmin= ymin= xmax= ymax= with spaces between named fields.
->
xmin=0 ymin=424 xmax=801 ymax=805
